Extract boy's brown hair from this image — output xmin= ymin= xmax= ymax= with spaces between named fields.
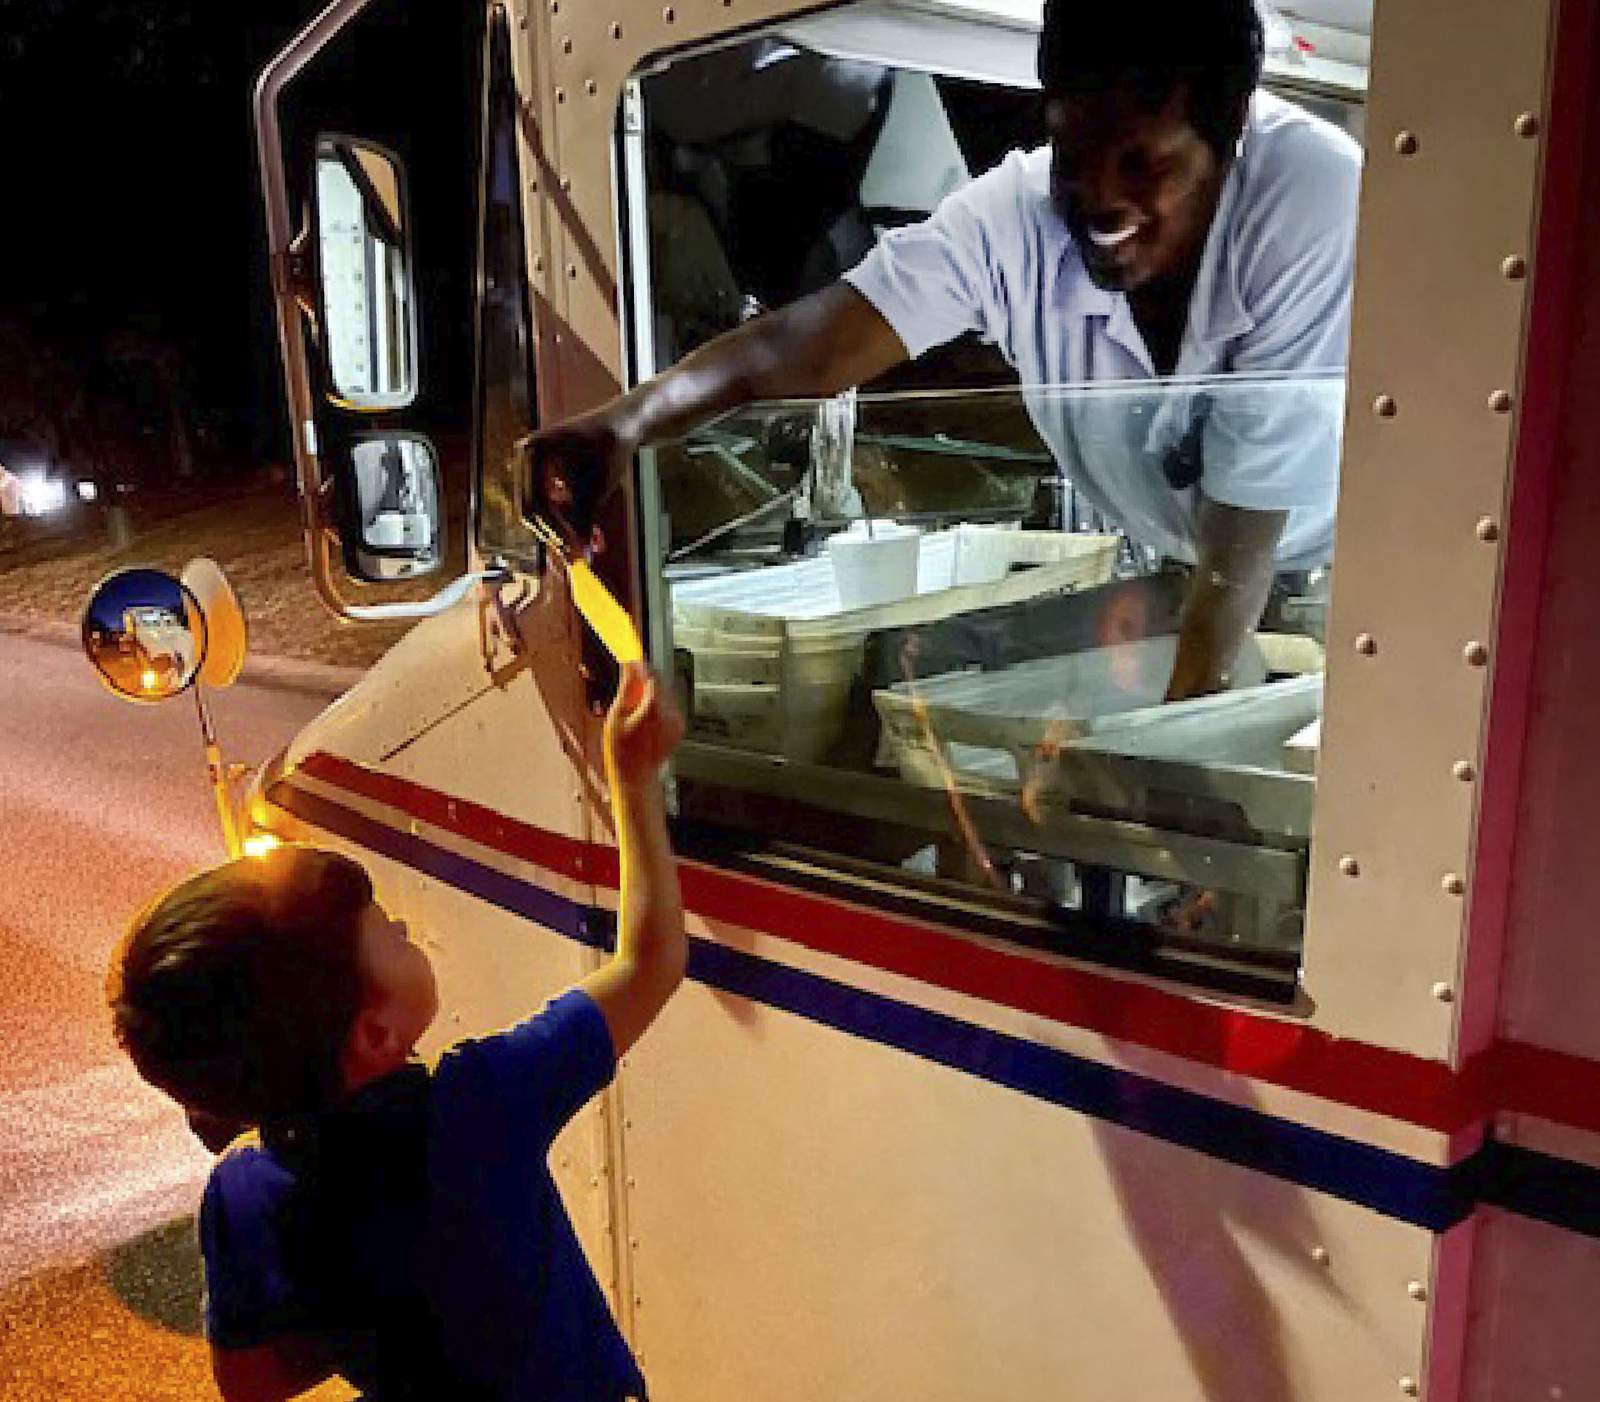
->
xmin=109 ymin=846 xmax=373 ymax=1130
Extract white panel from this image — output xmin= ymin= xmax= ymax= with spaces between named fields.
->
xmin=1301 ymin=0 xmax=1552 ymax=1057
xmin=621 ymin=982 xmax=1434 ymax=1401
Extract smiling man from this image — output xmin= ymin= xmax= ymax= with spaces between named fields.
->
xmin=535 ymin=0 xmax=1362 ymax=699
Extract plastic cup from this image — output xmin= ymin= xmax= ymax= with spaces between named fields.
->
xmin=826 ymin=521 xmax=921 ymax=609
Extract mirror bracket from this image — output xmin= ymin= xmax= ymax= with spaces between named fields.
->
xmin=273 ymin=225 xmax=319 ymax=322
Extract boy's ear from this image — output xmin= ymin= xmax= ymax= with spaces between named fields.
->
xmin=342 ymin=1004 xmax=406 ymax=1082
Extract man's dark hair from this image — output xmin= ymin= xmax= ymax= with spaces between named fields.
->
xmin=1037 ymin=0 xmax=1266 ymax=157
xmin=109 ymin=846 xmax=373 ymax=1129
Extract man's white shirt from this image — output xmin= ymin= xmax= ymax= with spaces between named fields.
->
xmin=844 ymin=91 xmax=1363 ymax=570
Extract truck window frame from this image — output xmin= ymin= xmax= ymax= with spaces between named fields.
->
xmin=471 ymin=5 xmax=542 ymax=569
xmin=618 ymin=28 xmax=1363 ymax=1004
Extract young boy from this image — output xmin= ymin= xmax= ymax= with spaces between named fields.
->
xmin=108 ymin=663 xmax=685 ymax=1401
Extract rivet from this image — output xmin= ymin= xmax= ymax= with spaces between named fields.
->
xmin=1514 ymin=111 xmax=1541 ymax=138
xmin=1442 ymin=873 xmax=1466 ymax=897
xmin=561 ymin=37 xmax=573 ymax=54
xmin=533 ymin=255 xmax=544 ymax=273
xmin=663 ymin=5 xmax=676 ymax=19
xmin=585 ymin=78 xmax=598 ymax=96
xmin=560 ymin=175 xmax=572 ymax=192
xmin=1501 ymin=254 xmax=1527 ymax=280
xmin=1400 ymin=1379 xmax=1420 ymax=1399
xmin=1464 ymin=641 xmax=1490 ymax=667
xmin=518 ymin=11 xmax=528 ymax=29
xmin=1355 ymin=632 xmax=1378 ymax=656
xmin=567 ymin=262 xmax=578 ymax=279
xmin=555 ymin=87 xmax=566 ymax=103
xmin=611 ymin=22 xmax=623 ymax=39
xmin=549 ymin=0 xmax=559 ymax=12
xmin=1476 ymin=516 xmax=1501 ymax=543
xmin=629 ymin=1237 xmax=640 ymax=1250
xmin=589 ymin=1174 xmax=599 ymax=1186
xmin=1374 ymin=394 xmax=1398 ymax=418
xmin=1488 ymin=389 xmax=1514 ymax=413
xmin=1454 ymin=759 xmax=1477 ymax=783
xmin=1408 ymin=1280 xmax=1429 ymax=1302
xmin=528 ymin=177 xmax=538 ymax=195
xmin=560 ymin=1155 xmax=571 ymax=1168
xmin=1394 ymin=130 xmax=1419 ymax=156
xmin=1432 ymin=982 xmax=1456 ymax=1004
xmin=1310 ymin=1246 xmax=1330 ymax=1266
xmin=634 ymin=1295 xmax=644 ymax=1308
xmin=627 ymin=1175 xmax=637 ymax=1187
xmin=1339 ymin=855 xmax=1360 ymax=878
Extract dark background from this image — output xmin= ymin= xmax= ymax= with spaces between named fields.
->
xmin=0 ymin=0 xmax=476 ymax=492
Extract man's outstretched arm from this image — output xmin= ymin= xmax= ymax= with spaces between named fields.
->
xmin=1165 ymin=495 xmax=1287 ymax=702
xmin=530 ymin=282 xmax=908 ymax=531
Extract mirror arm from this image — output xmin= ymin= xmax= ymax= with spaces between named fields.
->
xmin=306 ymin=525 xmax=511 ymax=620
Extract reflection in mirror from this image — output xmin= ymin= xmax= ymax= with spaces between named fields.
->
xmin=348 ymin=434 xmax=443 ymax=580
xmin=82 ymin=568 xmax=207 ymax=703
xmin=656 ymin=374 xmax=1342 ymax=994
xmin=315 ymin=135 xmax=416 ymax=408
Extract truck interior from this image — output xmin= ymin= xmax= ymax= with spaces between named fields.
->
xmin=603 ymin=1 xmax=1373 ymax=995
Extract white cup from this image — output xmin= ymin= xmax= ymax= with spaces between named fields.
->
xmin=827 ymin=521 xmax=921 ymax=609
xmin=952 ymin=524 xmax=1016 ymax=586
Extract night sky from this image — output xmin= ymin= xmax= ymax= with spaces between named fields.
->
xmin=0 ymin=0 xmax=471 ymax=476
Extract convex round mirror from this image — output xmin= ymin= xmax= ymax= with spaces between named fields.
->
xmin=82 ymin=568 xmax=207 ymax=703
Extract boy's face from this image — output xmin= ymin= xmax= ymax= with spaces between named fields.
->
xmin=355 ymin=900 xmax=439 ymax=1054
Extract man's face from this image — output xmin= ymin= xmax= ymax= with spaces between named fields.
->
xmin=1045 ymin=86 xmax=1227 ymax=294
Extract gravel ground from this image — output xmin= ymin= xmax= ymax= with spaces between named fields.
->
xmin=0 ymin=471 xmax=425 ymax=668
xmin=0 ymin=1222 xmax=353 ymax=1400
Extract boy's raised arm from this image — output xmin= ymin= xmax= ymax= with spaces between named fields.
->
xmin=580 ymin=664 xmax=687 ymax=1057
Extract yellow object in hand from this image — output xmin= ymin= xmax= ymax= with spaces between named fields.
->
xmin=569 ymin=557 xmax=644 ymax=664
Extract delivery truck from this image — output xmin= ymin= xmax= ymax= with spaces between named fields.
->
xmin=122 ymin=0 xmax=1600 ymax=1395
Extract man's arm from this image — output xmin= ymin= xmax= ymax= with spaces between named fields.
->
xmin=1165 ymin=495 xmax=1287 ymax=702
xmin=211 ymin=1337 xmax=337 ymax=1402
xmin=532 ymin=281 xmax=908 ymax=537
xmin=579 ymin=664 xmax=688 ymax=1057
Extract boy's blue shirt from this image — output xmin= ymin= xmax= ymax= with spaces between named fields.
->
xmin=198 ymin=989 xmax=645 ymax=1401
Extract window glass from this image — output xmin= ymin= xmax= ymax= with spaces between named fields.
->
xmin=635 ymin=24 xmax=1362 ymax=992
xmin=473 ymin=8 xmax=541 ymax=564
xmin=663 ymin=377 xmax=1335 ymax=991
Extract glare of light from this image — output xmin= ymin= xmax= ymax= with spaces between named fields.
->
xmin=19 ymin=472 xmax=67 ymax=516
xmin=76 ymin=481 xmax=98 ymax=502
xmin=141 ymin=669 xmax=159 ymax=691
xmin=242 ymin=833 xmax=281 ymax=859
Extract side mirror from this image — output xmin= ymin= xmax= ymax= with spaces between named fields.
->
xmin=313 ymin=135 xmax=417 ymax=410
xmin=82 ymin=561 xmax=254 ymax=858
xmin=82 ymin=568 xmax=207 ymax=702
xmin=346 ymin=433 xmax=444 ymax=579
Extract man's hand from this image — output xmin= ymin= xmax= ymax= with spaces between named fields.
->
xmin=1166 ymin=496 xmax=1287 ymax=702
xmin=523 ymin=407 xmax=641 ymax=550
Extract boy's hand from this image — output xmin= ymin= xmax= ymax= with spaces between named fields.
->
xmin=604 ymin=662 xmax=684 ymax=789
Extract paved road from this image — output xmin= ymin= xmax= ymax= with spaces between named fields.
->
xmin=0 ymin=629 xmax=347 ymax=1396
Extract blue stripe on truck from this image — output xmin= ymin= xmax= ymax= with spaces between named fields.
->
xmin=274 ymin=781 xmax=1600 ymax=1240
